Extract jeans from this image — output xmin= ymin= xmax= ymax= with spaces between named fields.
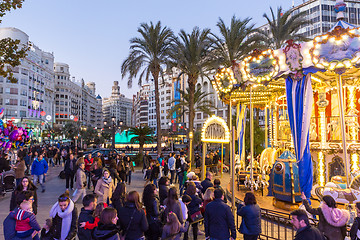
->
xmin=86 ymin=171 xmax=92 ymax=189
xmin=72 ymin=188 xmax=86 ymax=203
xmin=170 ymin=170 xmax=175 ymax=184
xmin=183 ymin=222 xmax=198 ymax=240
xmin=33 ymin=174 xmax=45 ymax=191
xmin=65 ymin=172 xmax=74 ymax=189
xmin=48 ymin=157 xmax=55 ymax=167
xmin=127 ymin=171 xmax=132 ymax=184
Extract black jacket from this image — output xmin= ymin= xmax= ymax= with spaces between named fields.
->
xmin=158 ymin=184 xmax=169 ymax=206
xmin=201 ymin=178 xmax=214 ymax=194
xmin=64 ymin=158 xmax=76 ymax=174
xmin=10 ymin=187 xmax=38 ymax=215
xmin=187 ymin=194 xmax=202 ymax=215
xmin=118 ymin=202 xmax=148 ymax=240
xmin=78 ymin=208 xmax=95 ymax=240
xmin=93 ymin=223 xmax=120 ymax=240
xmin=204 ymin=199 xmax=236 ymax=240
xmin=51 ymin=206 xmax=78 ymax=240
xmin=294 ymin=225 xmax=325 ymax=240
xmin=237 ymin=203 xmax=261 ymax=235
xmin=350 ymin=217 xmax=360 ymax=240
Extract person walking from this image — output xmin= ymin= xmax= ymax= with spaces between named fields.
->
xmin=168 ymin=153 xmax=176 ymax=185
xmin=204 ymin=189 xmax=236 ymax=240
xmin=72 ymin=161 xmax=87 ymax=203
xmin=31 ymin=154 xmax=48 ymax=193
xmin=10 ymin=177 xmax=38 ymax=215
xmin=49 ymin=191 xmax=78 ymax=240
xmin=237 ymin=192 xmax=261 ymax=240
xmin=301 ymin=192 xmax=349 ymax=240
xmin=77 ymin=194 xmax=97 ymax=240
xmin=95 ymin=169 xmax=115 ymax=204
xmin=84 ymin=153 xmax=94 ymax=189
xmin=13 ymin=156 xmax=26 ymax=186
xmin=143 ymin=151 xmax=151 ymax=173
xmin=64 ymin=154 xmax=76 ymax=190
xmin=118 ymin=191 xmax=148 ymax=240
xmin=290 ymin=209 xmax=325 ymax=240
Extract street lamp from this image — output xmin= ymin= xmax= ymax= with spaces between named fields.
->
xmin=111 ymin=115 xmax=116 ymax=151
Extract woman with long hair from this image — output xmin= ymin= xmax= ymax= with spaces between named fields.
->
xmin=95 ymin=169 xmax=115 ymax=204
xmin=201 ymin=187 xmax=214 ymax=214
xmin=163 ymin=187 xmax=184 ymax=224
xmin=111 ymin=182 xmax=127 ymax=217
xmin=93 ymin=207 xmax=120 ymax=240
xmin=143 ymin=184 xmax=162 ymax=240
xmin=90 ymin=159 xmax=103 ymax=190
xmin=184 ymin=182 xmax=203 ymax=240
xmin=158 ymin=176 xmax=169 ymax=206
xmin=237 ymin=192 xmax=261 ymax=240
xmin=49 ymin=190 xmax=78 ymax=240
xmin=161 ymin=212 xmax=188 ymax=240
xmin=10 ymin=176 xmax=38 ymax=214
xmin=302 ymin=192 xmax=349 ymax=240
xmin=118 ymin=191 xmax=148 ymax=240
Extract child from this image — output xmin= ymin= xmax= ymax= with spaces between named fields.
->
xmin=10 ymin=200 xmax=41 ymax=239
xmin=161 ymin=212 xmax=188 ymax=240
xmin=40 ymin=219 xmax=52 ymax=240
xmin=79 ymin=202 xmax=108 ymax=230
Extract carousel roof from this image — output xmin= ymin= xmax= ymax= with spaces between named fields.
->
xmin=329 ymin=20 xmax=355 ymax=32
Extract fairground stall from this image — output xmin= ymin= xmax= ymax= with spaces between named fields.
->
xmin=211 ymin=0 xmax=360 ymax=210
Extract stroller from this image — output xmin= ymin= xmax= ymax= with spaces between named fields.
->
xmin=0 ymin=170 xmax=16 ymax=196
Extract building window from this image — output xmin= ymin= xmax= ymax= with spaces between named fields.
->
xmin=197 ymin=113 xmax=202 ymax=119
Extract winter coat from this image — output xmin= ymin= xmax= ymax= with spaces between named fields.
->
xmin=77 ymin=208 xmax=95 ymax=240
xmin=14 ymin=160 xmax=25 ymax=179
xmin=75 ymin=168 xmax=87 ymax=190
xmin=303 ymin=199 xmax=349 ymax=240
xmin=159 ymin=184 xmax=169 ymax=206
xmin=64 ymin=158 xmax=76 ymax=175
xmin=31 ymin=158 xmax=48 ymax=176
xmin=163 ymin=198 xmax=184 ymax=224
xmin=204 ymin=199 xmax=236 ymax=240
xmin=3 ymin=207 xmax=33 ymax=240
xmin=40 ymin=228 xmax=53 ymax=240
xmin=237 ymin=203 xmax=261 ymax=236
xmin=294 ymin=225 xmax=325 ymax=240
xmin=10 ymin=186 xmax=38 ymax=215
xmin=201 ymin=178 xmax=213 ymax=194
xmin=50 ymin=202 xmax=78 ymax=240
xmin=118 ymin=202 xmax=148 ymax=240
xmin=9 ymin=208 xmax=41 ymax=234
xmin=161 ymin=222 xmax=188 ymax=240
xmin=95 ymin=177 xmax=115 ymax=204
xmin=93 ymin=223 xmax=120 ymax=240
xmin=350 ymin=216 xmax=360 ymax=240
xmin=187 ymin=194 xmax=202 ymax=216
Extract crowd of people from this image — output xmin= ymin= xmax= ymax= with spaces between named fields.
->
xmin=3 ymin=143 xmax=360 ymax=240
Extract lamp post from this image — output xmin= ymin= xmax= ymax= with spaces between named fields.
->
xmin=111 ymin=115 xmax=116 ymax=151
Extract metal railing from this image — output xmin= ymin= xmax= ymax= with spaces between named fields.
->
xmin=236 ymin=207 xmax=319 ymax=240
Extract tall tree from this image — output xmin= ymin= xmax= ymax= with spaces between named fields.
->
xmin=168 ymin=87 xmax=215 ymax=123
xmin=121 ymin=21 xmax=174 ymax=155
xmin=129 ymin=125 xmax=154 ymax=160
xmin=63 ymin=122 xmax=80 ymax=140
xmin=210 ymin=16 xmax=261 ymax=163
xmin=260 ymin=7 xmax=309 ymax=49
xmin=0 ymin=0 xmax=28 ymax=83
xmin=170 ymin=27 xmax=212 ymax=164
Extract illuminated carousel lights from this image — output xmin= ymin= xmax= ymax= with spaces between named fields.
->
xmin=213 ymin=67 xmax=238 ymax=94
xmin=201 ymin=115 xmax=230 ymax=143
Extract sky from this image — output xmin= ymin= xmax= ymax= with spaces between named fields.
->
xmin=0 ymin=0 xmax=305 ymax=99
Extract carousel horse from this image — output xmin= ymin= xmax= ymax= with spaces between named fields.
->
xmin=315 ymin=182 xmax=360 ymax=204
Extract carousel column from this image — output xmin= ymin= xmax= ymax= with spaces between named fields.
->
xmin=269 ymin=104 xmax=273 ymax=147
xmin=317 ymin=89 xmax=329 ymax=186
xmin=336 ymin=74 xmax=350 ymax=187
xmin=347 ymin=86 xmax=359 ymax=173
xmin=265 ymin=105 xmax=268 ymax=148
xmin=273 ymin=103 xmax=278 ymax=147
xmin=202 ymin=142 xmax=206 ymax=180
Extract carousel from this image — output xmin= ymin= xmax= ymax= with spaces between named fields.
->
xmin=210 ymin=0 xmax=360 ymax=211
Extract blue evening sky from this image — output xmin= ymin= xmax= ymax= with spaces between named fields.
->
xmin=0 ymin=0 xmax=304 ymax=98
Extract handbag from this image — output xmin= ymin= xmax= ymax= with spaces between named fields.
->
xmin=190 ymin=210 xmax=203 ymax=222
xmin=120 ymin=209 xmax=136 ymax=240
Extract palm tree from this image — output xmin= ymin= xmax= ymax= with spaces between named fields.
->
xmin=168 ymin=87 xmax=215 ymax=122
xmin=129 ymin=125 xmax=154 ymax=160
xmin=260 ymin=7 xmax=309 ymax=49
xmin=210 ymin=16 xmax=261 ymax=163
xmin=210 ymin=15 xmax=263 ymax=68
xmin=121 ymin=21 xmax=174 ymax=155
xmin=170 ymin=27 xmax=212 ymax=164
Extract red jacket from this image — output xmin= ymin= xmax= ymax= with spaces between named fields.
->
xmin=85 ymin=158 xmax=93 ymax=171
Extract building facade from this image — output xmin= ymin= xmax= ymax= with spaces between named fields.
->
xmin=102 ymin=81 xmax=132 ymax=127
xmin=0 ymin=27 xmax=55 ymax=139
xmin=132 ymin=83 xmax=150 ymax=127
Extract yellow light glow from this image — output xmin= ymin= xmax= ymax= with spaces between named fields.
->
xmin=318 ymin=151 xmax=325 ymax=186
xmin=201 ymin=115 xmax=230 ymax=143
xmin=351 ymin=153 xmax=359 ymax=172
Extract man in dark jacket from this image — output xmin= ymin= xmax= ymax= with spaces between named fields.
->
xmin=201 ymin=172 xmax=213 ymax=194
xmin=78 ymin=194 xmax=97 ymax=240
xmin=290 ymin=209 xmax=325 ymax=240
xmin=204 ymin=189 xmax=236 ymax=240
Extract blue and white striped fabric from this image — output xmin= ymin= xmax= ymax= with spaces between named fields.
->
xmin=237 ymin=104 xmax=246 ymax=161
xmin=329 ymin=20 xmax=355 ymax=32
xmin=285 ymin=74 xmax=313 ymax=198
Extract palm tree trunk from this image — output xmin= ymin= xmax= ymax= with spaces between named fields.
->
xmin=188 ymin=79 xmax=196 ymax=167
xmin=139 ymin=143 xmax=144 ymax=161
xmin=153 ymin=73 xmax=162 ymax=155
